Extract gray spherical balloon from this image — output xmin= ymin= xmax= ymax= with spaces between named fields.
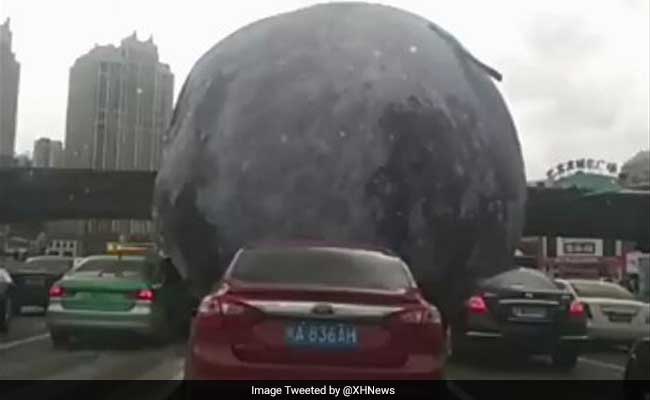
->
xmin=154 ymin=2 xmax=526 ymax=316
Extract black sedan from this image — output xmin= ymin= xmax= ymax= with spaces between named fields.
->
xmin=448 ymin=267 xmax=588 ymax=369
xmin=8 ymin=256 xmax=75 ymax=314
xmin=0 ymin=267 xmax=14 ymax=333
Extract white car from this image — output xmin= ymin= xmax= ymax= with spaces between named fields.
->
xmin=556 ymin=279 xmax=650 ymax=345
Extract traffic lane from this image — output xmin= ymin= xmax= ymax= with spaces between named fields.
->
xmin=0 ymin=335 xmax=102 ymax=379
xmin=0 ymin=313 xmax=48 ymax=348
xmin=0 ymin=330 xmax=185 ymax=380
xmin=578 ymin=348 xmax=628 ymax=373
xmin=446 ymin=352 xmax=625 ymax=380
xmin=150 ymin=351 xmax=628 ymax=382
xmin=584 ymin=349 xmax=628 ymax=367
xmin=46 ymin=340 xmax=186 ymax=380
xmin=0 ymin=326 xmax=629 ymax=381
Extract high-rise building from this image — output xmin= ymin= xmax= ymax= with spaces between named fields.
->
xmin=0 ymin=18 xmax=20 ymax=167
xmin=64 ymin=32 xmax=174 ymax=238
xmin=33 ymin=137 xmax=52 ymax=168
xmin=49 ymin=140 xmax=64 ymax=168
xmin=65 ymin=32 xmax=174 ymax=171
xmin=32 ymin=137 xmax=64 ymax=168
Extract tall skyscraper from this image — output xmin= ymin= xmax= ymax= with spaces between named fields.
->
xmin=0 ymin=18 xmax=20 ymax=167
xmin=65 ymin=32 xmax=174 ymax=171
xmin=64 ymin=32 xmax=174 ymax=237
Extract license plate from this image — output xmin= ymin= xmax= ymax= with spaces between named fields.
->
xmin=24 ymin=277 xmax=45 ymax=286
xmin=512 ymin=306 xmax=547 ymax=318
xmin=75 ymin=292 xmax=92 ymax=300
xmin=76 ymin=292 xmax=122 ymax=301
xmin=286 ymin=321 xmax=358 ymax=349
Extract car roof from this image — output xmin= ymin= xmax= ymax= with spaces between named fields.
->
xmin=243 ymin=240 xmax=397 ymax=256
xmin=26 ymin=256 xmax=74 ymax=262
xmin=479 ymin=267 xmax=557 ymax=287
xmin=80 ymin=255 xmax=146 ymax=261
xmin=564 ymin=279 xmax=617 ymax=285
xmin=483 ymin=266 xmax=550 ymax=280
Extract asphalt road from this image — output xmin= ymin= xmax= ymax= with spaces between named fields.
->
xmin=0 ymin=314 xmax=629 ymax=383
xmin=0 ymin=313 xmax=185 ymax=381
xmin=446 ymin=350 xmax=627 ymax=380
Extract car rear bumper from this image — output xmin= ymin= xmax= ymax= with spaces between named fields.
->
xmin=12 ymin=275 xmax=60 ymax=307
xmin=46 ymin=302 xmax=158 ymax=335
xmin=14 ymin=286 xmax=49 ymax=307
xmin=586 ymin=324 xmax=650 ymax=343
xmin=185 ymin=344 xmax=444 ymax=380
xmin=459 ymin=330 xmax=588 ymax=352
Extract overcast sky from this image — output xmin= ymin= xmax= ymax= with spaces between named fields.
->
xmin=1 ymin=0 xmax=648 ymax=179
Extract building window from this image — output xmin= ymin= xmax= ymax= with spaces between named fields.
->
xmin=603 ymin=239 xmax=616 ymax=257
xmin=547 ymin=237 xmax=557 ymax=257
xmin=98 ymin=76 xmax=108 ymax=108
xmin=563 ymin=242 xmax=596 ymax=255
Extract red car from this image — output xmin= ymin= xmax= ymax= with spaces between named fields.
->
xmin=184 ymin=242 xmax=445 ymax=380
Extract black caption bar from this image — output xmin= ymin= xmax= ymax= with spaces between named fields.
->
xmin=1 ymin=380 xmax=647 ymax=400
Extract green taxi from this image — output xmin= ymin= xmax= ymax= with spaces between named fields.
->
xmin=46 ymin=253 xmax=193 ymax=347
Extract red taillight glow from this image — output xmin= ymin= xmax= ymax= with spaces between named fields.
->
xmin=49 ymin=285 xmax=65 ymax=298
xmin=220 ymin=301 xmax=247 ymax=315
xmin=135 ymin=289 xmax=155 ymax=302
xmin=197 ymin=296 xmax=249 ymax=317
xmin=569 ymin=300 xmax=585 ymax=317
xmin=394 ymin=306 xmax=441 ymax=324
xmin=198 ymin=295 xmax=220 ymax=316
xmin=467 ymin=295 xmax=488 ymax=314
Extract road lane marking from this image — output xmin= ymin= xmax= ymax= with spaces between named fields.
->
xmin=446 ymin=382 xmax=475 ymax=400
xmin=173 ymin=369 xmax=184 ymax=380
xmin=172 ymin=359 xmax=184 ymax=380
xmin=136 ymin=357 xmax=185 ymax=380
xmin=175 ymin=359 xmax=185 ymax=380
xmin=579 ymin=357 xmax=625 ymax=373
xmin=0 ymin=333 xmax=50 ymax=351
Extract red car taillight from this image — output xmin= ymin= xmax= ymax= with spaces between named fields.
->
xmin=197 ymin=295 xmax=220 ymax=316
xmin=467 ymin=295 xmax=488 ymax=314
xmin=393 ymin=306 xmax=441 ymax=324
xmin=197 ymin=295 xmax=253 ymax=317
xmin=569 ymin=300 xmax=585 ymax=318
xmin=220 ymin=300 xmax=248 ymax=315
xmin=391 ymin=305 xmax=444 ymax=354
xmin=135 ymin=289 xmax=155 ymax=302
xmin=49 ymin=284 xmax=66 ymax=298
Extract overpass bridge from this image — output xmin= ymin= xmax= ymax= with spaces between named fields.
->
xmin=0 ymin=168 xmax=155 ymax=222
xmin=1 ymin=168 xmax=648 ymax=244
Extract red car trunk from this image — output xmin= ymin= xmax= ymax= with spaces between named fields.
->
xmin=192 ymin=283 xmax=443 ymax=369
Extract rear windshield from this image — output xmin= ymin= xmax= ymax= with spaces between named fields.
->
xmin=570 ymin=281 xmax=635 ymax=300
xmin=23 ymin=258 xmax=73 ymax=273
xmin=228 ymin=248 xmax=413 ymax=291
xmin=481 ymin=268 xmax=557 ymax=291
xmin=72 ymin=258 xmax=146 ymax=279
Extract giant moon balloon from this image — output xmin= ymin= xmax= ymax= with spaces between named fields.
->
xmin=154 ymin=2 xmax=526 ymax=317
